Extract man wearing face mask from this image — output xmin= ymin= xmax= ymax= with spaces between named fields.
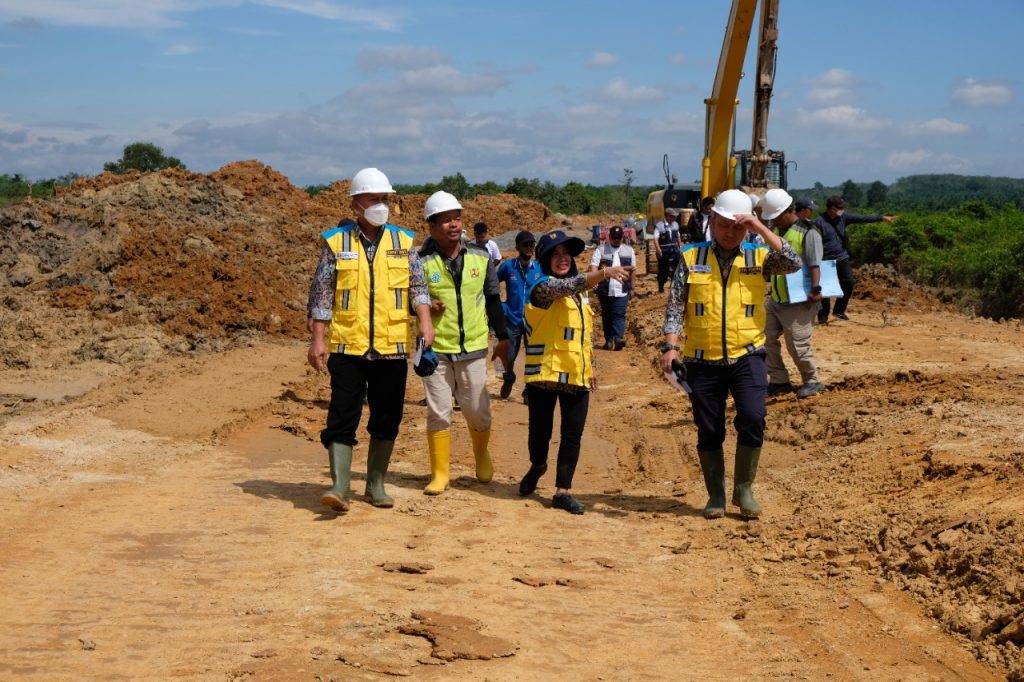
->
xmin=307 ymin=167 xmax=435 ymax=513
xmin=816 ymin=195 xmax=895 ymax=323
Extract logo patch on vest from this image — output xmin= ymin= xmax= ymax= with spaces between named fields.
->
xmin=690 ymin=264 xmax=712 ymax=273
xmin=740 ymin=266 xmax=762 ymax=275
xmin=430 ymin=272 xmax=442 ymax=283
xmin=386 ymin=248 xmax=408 ymax=257
xmin=469 ymin=268 xmax=481 ymax=279
xmin=337 ymin=251 xmax=358 ymax=260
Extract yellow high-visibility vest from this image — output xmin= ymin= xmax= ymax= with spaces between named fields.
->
xmin=523 ymin=281 xmax=594 ymax=387
xmin=681 ymin=241 xmax=769 ymax=361
xmin=323 ymin=223 xmax=415 ymax=356
xmin=420 ymin=245 xmax=491 ymax=355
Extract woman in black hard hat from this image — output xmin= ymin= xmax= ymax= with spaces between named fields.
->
xmin=517 ymin=230 xmax=632 ymax=514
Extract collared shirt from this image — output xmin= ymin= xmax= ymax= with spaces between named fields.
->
xmin=527 ymin=273 xmax=595 ymax=394
xmin=474 ymin=238 xmax=502 ymax=262
xmin=306 ymin=225 xmax=430 ymax=359
xmin=589 ymin=243 xmax=635 ymax=297
xmin=662 ymin=240 xmax=802 ymax=364
xmin=416 ymin=238 xmax=502 ymax=362
xmin=497 ymin=256 xmax=542 ymax=328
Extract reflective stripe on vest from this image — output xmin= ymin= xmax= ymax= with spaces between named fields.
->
xmin=681 ymin=242 xmax=768 ymax=361
xmin=323 ymin=224 xmax=413 ymax=356
xmin=770 ymin=223 xmax=808 ymax=304
xmin=422 ymin=246 xmax=490 ymax=355
xmin=522 ymin=285 xmax=593 ymax=388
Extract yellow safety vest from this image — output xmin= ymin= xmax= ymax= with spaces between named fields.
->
xmin=420 ymin=245 xmax=491 ymax=355
xmin=522 ymin=281 xmax=594 ymax=387
xmin=323 ymin=223 xmax=415 ymax=356
xmin=681 ymin=242 xmax=769 ymax=361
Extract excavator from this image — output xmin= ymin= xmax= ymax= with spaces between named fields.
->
xmin=647 ymin=0 xmax=788 ymax=230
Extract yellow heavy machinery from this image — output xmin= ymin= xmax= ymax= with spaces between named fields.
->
xmin=646 ymin=0 xmax=787 ymax=228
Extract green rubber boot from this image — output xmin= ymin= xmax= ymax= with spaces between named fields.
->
xmin=697 ymin=449 xmax=726 ymax=519
xmin=365 ymin=438 xmax=395 ymax=508
xmin=732 ymin=445 xmax=762 ymax=519
xmin=321 ymin=442 xmax=353 ymax=512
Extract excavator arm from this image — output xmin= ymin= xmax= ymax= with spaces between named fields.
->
xmin=701 ymin=0 xmax=758 ymax=199
xmin=748 ymin=0 xmax=780 ymax=188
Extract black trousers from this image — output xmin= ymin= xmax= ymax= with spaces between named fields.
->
xmin=320 ymin=353 xmax=407 ymax=448
xmin=819 ymin=258 xmax=856 ymax=320
xmin=526 ymin=385 xmax=590 ymax=489
xmin=657 ymin=254 xmax=679 ymax=291
xmin=685 ymin=352 xmax=767 ymax=451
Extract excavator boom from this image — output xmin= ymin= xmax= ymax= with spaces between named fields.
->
xmin=748 ymin=0 xmax=779 ymax=188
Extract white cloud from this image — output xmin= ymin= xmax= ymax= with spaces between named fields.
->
xmin=807 ymin=86 xmax=853 ymax=104
xmin=651 ymin=112 xmax=701 ymax=134
xmin=586 ymin=51 xmax=618 ymax=69
xmin=952 ymin=78 xmax=1013 ymax=108
xmin=887 ymin=148 xmax=969 ymax=171
xmin=163 ymin=43 xmax=200 ymax=56
xmin=806 ymin=68 xmax=860 ymax=88
xmin=802 ymin=68 xmax=862 ymax=105
xmin=796 ymin=105 xmax=889 ymax=131
xmin=600 ymin=77 xmax=662 ymax=102
xmin=356 ymin=46 xmax=448 ymax=72
xmin=0 ymin=0 xmax=399 ymax=30
xmin=907 ymin=117 xmax=970 ymax=135
xmin=669 ymin=52 xmax=687 ymax=65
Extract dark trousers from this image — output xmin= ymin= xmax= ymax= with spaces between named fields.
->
xmin=818 ymin=258 xmax=856 ymax=320
xmin=526 ymin=385 xmax=590 ymax=489
xmin=686 ymin=352 xmax=767 ymax=451
xmin=657 ymin=254 xmax=679 ymax=292
xmin=320 ymin=353 xmax=407 ymax=448
xmin=503 ymin=323 xmax=524 ymax=382
xmin=598 ymin=293 xmax=629 ymax=342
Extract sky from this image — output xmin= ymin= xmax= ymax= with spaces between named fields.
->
xmin=0 ymin=0 xmax=1021 ymax=187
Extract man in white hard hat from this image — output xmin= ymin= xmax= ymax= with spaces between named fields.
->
xmin=659 ymin=189 xmax=801 ymax=520
xmin=763 ymin=194 xmax=825 ymax=399
xmin=416 ymin=191 xmax=510 ymax=495
xmin=307 ymin=167 xmax=435 ymax=513
xmin=653 ymin=207 xmax=682 ymax=293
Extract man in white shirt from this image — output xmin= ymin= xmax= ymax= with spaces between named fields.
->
xmin=473 ymin=222 xmax=502 ymax=263
xmin=589 ymin=225 xmax=636 ymax=350
xmin=653 ymin=208 xmax=682 ymax=293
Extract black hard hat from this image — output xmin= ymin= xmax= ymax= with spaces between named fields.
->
xmin=794 ymin=197 xmax=817 ymax=212
xmin=515 ymin=230 xmax=536 ymax=246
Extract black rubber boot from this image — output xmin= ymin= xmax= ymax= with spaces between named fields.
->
xmin=697 ymin=449 xmax=726 ymax=519
xmin=365 ymin=438 xmax=395 ymax=508
xmin=552 ymin=492 xmax=584 ymax=515
xmin=321 ymin=442 xmax=353 ymax=512
xmin=518 ymin=465 xmax=547 ymax=496
xmin=731 ymin=445 xmax=762 ymax=519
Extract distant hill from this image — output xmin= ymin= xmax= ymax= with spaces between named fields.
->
xmin=791 ymin=174 xmax=1024 ymax=211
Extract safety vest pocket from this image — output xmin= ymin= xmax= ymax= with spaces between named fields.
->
xmin=335 ymin=258 xmax=360 ymax=290
xmin=386 ymin=307 xmax=409 ymax=342
xmin=387 ymin=259 xmax=410 ymax=288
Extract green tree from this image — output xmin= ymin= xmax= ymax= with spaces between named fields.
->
xmin=104 ymin=142 xmax=185 ymax=174
xmin=558 ymin=182 xmax=590 ymax=214
xmin=866 ymin=180 xmax=888 ymax=208
xmin=438 ymin=172 xmax=469 ymax=199
xmin=840 ymin=179 xmax=863 ymax=207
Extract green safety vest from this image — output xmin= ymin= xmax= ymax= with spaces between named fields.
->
xmin=770 ymin=218 xmax=816 ymax=304
xmin=422 ymin=245 xmax=490 ymax=354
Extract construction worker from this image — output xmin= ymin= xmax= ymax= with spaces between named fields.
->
xmin=816 ymin=195 xmax=896 ymax=322
xmin=762 ymin=193 xmax=824 ymax=399
xmin=472 ymin=222 xmax=502 ymax=264
xmin=653 ymin=208 xmax=682 ymax=293
xmin=497 ymin=230 xmax=542 ymax=400
xmin=659 ymin=189 xmax=801 ymax=520
xmin=417 ymin=191 xmax=510 ymax=495
xmin=589 ymin=225 xmax=636 ymax=350
xmin=307 ymin=167 xmax=434 ymax=512
xmin=518 ymin=230 xmax=632 ymax=514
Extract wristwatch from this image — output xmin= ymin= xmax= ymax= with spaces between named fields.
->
xmin=659 ymin=343 xmax=680 ymax=353
xmin=810 ymin=285 xmax=823 ymax=295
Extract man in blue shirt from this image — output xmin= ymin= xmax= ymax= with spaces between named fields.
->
xmin=497 ymin=230 xmax=542 ymax=400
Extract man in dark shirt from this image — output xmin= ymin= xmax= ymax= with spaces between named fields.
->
xmin=815 ymin=195 xmax=895 ymax=322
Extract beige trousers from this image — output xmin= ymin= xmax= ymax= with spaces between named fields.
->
xmin=422 ymin=355 xmax=492 ymax=433
xmin=765 ymin=299 xmax=819 ymax=384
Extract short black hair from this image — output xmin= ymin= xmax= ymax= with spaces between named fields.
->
xmin=701 ymin=196 xmax=715 ymax=208
xmin=473 ymin=222 xmax=488 ymax=236
xmin=825 ymin=195 xmax=846 ymax=210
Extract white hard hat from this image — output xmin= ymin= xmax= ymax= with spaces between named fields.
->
xmin=747 ymin=192 xmax=761 ymax=208
xmin=711 ymin=189 xmax=753 ymax=221
xmin=349 ymin=167 xmax=395 ymax=196
xmin=424 ymin=190 xmax=463 ymax=220
xmin=759 ymin=188 xmax=794 ymax=221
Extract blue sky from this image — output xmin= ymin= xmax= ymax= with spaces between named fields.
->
xmin=0 ymin=0 xmax=1021 ymax=187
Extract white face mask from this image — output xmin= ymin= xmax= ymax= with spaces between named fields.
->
xmin=362 ymin=202 xmax=389 ymax=226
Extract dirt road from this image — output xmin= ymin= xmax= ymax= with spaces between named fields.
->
xmin=1 ymin=282 xmax=1021 ymax=679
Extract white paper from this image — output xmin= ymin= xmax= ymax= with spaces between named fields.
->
xmin=411 ymin=338 xmax=424 ymax=367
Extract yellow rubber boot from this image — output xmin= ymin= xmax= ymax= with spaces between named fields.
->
xmin=424 ymin=429 xmax=451 ymax=495
xmin=469 ymin=429 xmax=493 ymax=483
